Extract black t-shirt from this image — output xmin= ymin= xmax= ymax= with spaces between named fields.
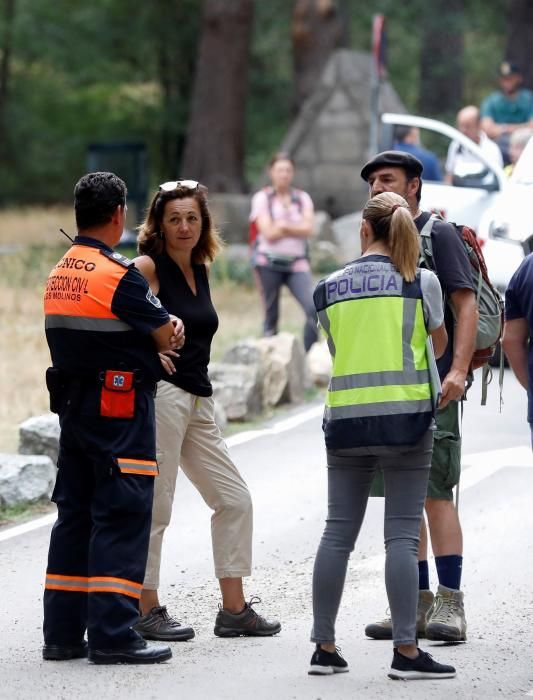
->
xmin=415 ymin=212 xmax=475 ymax=379
xmin=153 ymin=252 xmax=219 ymax=397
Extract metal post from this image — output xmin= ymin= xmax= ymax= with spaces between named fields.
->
xmin=369 ymin=14 xmax=386 ymax=158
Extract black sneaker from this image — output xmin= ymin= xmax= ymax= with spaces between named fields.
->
xmin=308 ymin=645 xmax=349 ymax=675
xmin=213 ymin=596 xmax=281 ymax=637
xmin=388 ymin=648 xmax=456 ymax=680
xmin=133 ymin=606 xmax=195 ymax=641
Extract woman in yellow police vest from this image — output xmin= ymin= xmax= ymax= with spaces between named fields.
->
xmin=308 ymin=192 xmax=456 ymax=681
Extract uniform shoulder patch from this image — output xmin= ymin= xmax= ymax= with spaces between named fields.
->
xmin=100 ymin=248 xmax=134 ymax=268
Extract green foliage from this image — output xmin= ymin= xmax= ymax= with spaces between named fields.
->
xmin=0 ymin=0 xmax=520 ymax=205
xmin=210 ymin=255 xmax=255 ymax=289
xmin=347 ymin=0 xmax=509 ymax=116
xmin=245 ymin=0 xmax=294 ymax=186
xmin=0 ymin=500 xmax=52 ymax=526
xmin=0 ymin=0 xmax=200 ymax=205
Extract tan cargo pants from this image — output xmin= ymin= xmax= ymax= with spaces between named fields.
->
xmin=143 ymin=381 xmax=253 ymax=589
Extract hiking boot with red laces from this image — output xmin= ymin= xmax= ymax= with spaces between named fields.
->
xmin=133 ymin=605 xmax=195 ymax=641
xmin=214 ymin=596 xmax=281 ymax=637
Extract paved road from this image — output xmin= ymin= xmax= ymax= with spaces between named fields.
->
xmin=1 ymin=369 xmax=532 ymax=699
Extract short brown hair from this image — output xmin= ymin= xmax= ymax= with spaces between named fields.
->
xmin=137 ymin=184 xmax=223 ymax=263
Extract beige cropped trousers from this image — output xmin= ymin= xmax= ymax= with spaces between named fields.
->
xmin=143 ymin=381 xmax=253 ymax=589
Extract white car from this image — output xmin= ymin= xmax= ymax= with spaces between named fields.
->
xmin=381 ymin=113 xmax=530 ymax=293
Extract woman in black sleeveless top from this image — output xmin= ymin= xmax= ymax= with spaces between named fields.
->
xmin=133 ymin=181 xmax=281 ymax=641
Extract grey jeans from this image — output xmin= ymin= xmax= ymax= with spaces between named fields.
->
xmin=254 ymin=266 xmax=318 ymax=351
xmin=311 ymin=430 xmax=433 ymax=647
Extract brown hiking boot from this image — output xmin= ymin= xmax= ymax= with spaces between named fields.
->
xmin=133 ymin=605 xmax=195 ymax=642
xmin=425 ymin=585 xmax=467 ymax=642
xmin=214 ymin=596 xmax=281 ymax=637
xmin=364 ymin=590 xmax=435 ymax=640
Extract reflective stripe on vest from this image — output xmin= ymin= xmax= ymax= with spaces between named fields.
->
xmin=43 ymin=244 xmax=132 ymax=330
xmin=45 ymin=315 xmax=131 ymax=332
xmin=316 ymin=264 xmax=431 ymax=428
xmin=45 ymin=573 xmax=143 ymax=599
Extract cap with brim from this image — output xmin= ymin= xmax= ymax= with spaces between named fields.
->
xmin=360 ymin=150 xmax=424 ymax=182
xmin=500 ymin=61 xmax=520 ymax=77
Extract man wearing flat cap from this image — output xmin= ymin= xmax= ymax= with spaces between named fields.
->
xmin=480 ymin=61 xmax=533 ymax=164
xmin=360 ymin=150 xmax=478 ymax=646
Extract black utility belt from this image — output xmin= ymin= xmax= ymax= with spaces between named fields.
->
xmin=45 ymin=367 xmax=156 ymax=418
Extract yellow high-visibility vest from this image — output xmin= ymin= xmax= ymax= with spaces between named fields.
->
xmin=314 ymin=256 xmax=433 ymax=449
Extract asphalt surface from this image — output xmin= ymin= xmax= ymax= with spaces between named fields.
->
xmin=1 ymin=368 xmax=532 ymax=699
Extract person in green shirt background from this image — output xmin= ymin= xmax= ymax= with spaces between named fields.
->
xmin=480 ymin=61 xmax=533 ymax=165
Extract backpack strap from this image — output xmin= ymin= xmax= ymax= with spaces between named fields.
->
xmin=265 ymin=187 xmax=303 ymax=219
xmin=418 ymin=213 xmax=439 ymax=272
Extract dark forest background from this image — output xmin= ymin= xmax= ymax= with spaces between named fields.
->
xmin=0 ymin=0 xmax=531 ymax=205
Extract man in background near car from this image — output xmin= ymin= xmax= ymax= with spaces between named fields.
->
xmin=480 ymin=61 xmax=533 ymax=165
xmin=360 ymin=151 xmax=478 ymax=645
xmin=504 ymin=127 xmax=532 ymax=177
xmin=503 ymin=254 xmax=533 ymax=448
xmin=445 ymin=106 xmax=503 ymax=183
xmin=392 ymin=125 xmax=442 ymax=182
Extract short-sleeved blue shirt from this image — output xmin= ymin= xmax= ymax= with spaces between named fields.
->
xmin=505 ymin=253 xmax=533 ymax=421
xmin=392 ymin=142 xmax=443 ymax=182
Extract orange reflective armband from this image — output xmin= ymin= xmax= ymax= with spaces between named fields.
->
xmin=100 ymin=370 xmax=135 ymax=419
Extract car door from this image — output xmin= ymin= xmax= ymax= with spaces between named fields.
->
xmin=379 ymin=113 xmax=506 ymax=230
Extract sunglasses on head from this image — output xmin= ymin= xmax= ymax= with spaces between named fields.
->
xmin=159 ymin=180 xmax=199 ymax=192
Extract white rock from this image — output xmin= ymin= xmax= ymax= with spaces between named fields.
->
xmin=210 ymin=363 xmax=262 ymax=421
xmin=18 ymin=413 xmax=60 ymax=464
xmin=307 ymin=340 xmax=332 ymax=387
xmin=0 ymin=454 xmax=55 ymax=507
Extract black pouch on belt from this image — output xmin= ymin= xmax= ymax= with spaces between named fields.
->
xmin=100 ymin=370 xmax=136 ymax=419
xmin=45 ymin=367 xmax=67 ymax=414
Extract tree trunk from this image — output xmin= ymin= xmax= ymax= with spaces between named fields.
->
xmin=418 ymin=0 xmax=464 ymax=119
xmin=291 ymin=0 xmax=349 ymax=115
xmin=181 ymin=0 xmax=253 ymax=192
xmin=505 ymin=0 xmax=533 ymax=90
xmin=149 ymin=0 xmax=201 ymax=177
xmin=0 ymin=0 xmax=15 ymax=159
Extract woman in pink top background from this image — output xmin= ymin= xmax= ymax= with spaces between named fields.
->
xmin=250 ymin=152 xmax=318 ymax=351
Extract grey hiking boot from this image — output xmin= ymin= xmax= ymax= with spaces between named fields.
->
xmin=364 ymin=590 xmax=435 ymax=640
xmin=133 ymin=605 xmax=195 ymax=641
xmin=425 ymin=584 xmax=467 ymax=642
xmin=214 ymin=596 xmax=281 ymax=637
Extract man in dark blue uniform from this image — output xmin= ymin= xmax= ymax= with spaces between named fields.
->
xmin=42 ymin=171 xmax=183 ymax=664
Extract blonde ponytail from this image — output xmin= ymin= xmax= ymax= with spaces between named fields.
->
xmin=388 ymin=206 xmax=419 ymax=282
xmin=362 ymin=192 xmax=419 ymax=282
